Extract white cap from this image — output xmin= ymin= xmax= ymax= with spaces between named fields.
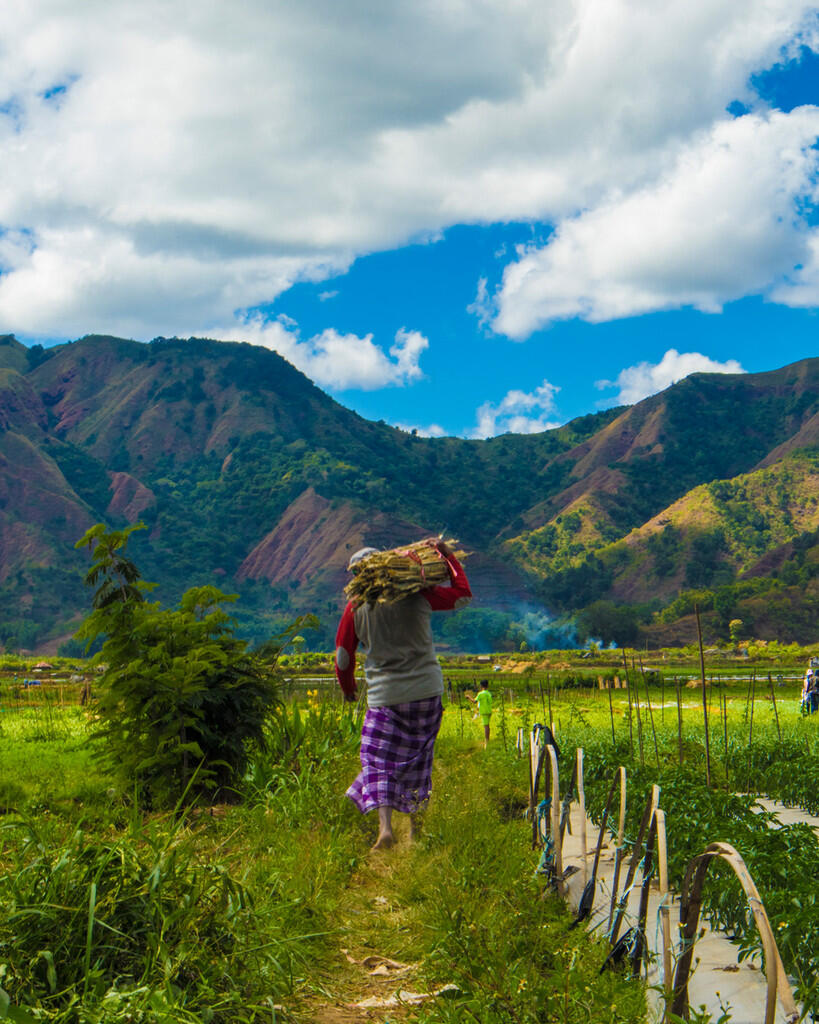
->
xmin=347 ymin=547 xmax=379 ymax=570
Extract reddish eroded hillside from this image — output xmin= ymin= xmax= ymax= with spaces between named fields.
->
xmin=27 ymin=335 xmax=376 ymax=472
xmin=107 ymin=472 xmax=156 ymax=522
xmin=564 ymin=398 xmax=668 ymax=480
xmin=0 ymin=431 xmax=93 ymax=579
xmin=237 ymin=488 xmax=424 ymax=598
xmin=0 ymin=370 xmax=49 ymax=434
xmin=238 ymin=487 xmax=538 ymax=613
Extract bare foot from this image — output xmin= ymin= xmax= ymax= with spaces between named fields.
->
xmin=372 ymin=832 xmax=395 ymax=851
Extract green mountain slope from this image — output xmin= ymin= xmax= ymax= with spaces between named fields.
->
xmin=3 ymin=334 xmax=819 ymax=651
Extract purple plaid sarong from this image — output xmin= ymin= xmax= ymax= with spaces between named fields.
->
xmin=346 ymin=696 xmax=443 ymax=814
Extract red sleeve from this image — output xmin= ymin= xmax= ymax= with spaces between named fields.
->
xmin=334 ymin=601 xmax=359 ymax=698
xmin=423 ymin=554 xmax=472 ymax=611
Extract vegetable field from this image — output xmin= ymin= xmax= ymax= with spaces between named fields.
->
xmin=0 ymin=655 xmax=818 ymax=1022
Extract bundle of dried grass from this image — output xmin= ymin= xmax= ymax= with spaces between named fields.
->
xmin=344 ymin=539 xmax=466 ymax=606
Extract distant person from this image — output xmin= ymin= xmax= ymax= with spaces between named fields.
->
xmin=468 ymin=679 xmax=493 ymax=748
xmin=807 ymin=669 xmax=819 ymax=715
xmin=335 ymin=538 xmax=472 ymax=850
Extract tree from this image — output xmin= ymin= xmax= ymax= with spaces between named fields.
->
xmin=576 ymin=600 xmax=639 ymax=647
xmin=728 ymin=618 xmax=744 ymax=644
xmin=74 ymin=523 xmax=308 ymax=807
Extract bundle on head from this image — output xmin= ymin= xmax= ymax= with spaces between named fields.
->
xmin=345 ymin=539 xmax=466 ymax=606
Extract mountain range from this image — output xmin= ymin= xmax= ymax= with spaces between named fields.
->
xmin=2 ymin=332 xmax=818 ymax=652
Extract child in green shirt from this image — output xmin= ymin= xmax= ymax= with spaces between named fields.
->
xmin=471 ymin=679 xmax=493 ymax=748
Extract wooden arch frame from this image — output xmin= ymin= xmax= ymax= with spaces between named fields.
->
xmin=671 ymin=842 xmax=798 ymax=1024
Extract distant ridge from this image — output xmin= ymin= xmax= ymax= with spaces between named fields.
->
xmin=2 ymin=334 xmax=818 ymax=650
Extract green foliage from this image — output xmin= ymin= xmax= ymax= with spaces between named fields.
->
xmin=567 ymin=701 xmax=819 ymax=1017
xmin=45 ymin=441 xmax=113 ymax=516
xmin=74 ymin=524 xmax=295 ymax=806
xmin=576 ymin=600 xmax=640 ymax=646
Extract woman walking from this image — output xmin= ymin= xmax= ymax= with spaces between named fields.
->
xmin=335 ymin=538 xmax=472 ymax=849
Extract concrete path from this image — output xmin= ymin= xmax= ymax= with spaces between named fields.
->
xmin=558 ymin=799 xmax=801 ymax=1024
xmin=753 ymin=796 xmax=819 ymax=836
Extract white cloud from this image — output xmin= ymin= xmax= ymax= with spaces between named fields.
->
xmin=471 ymin=380 xmax=561 ymax=438
xmin=772 ymin=230 xmax=819 ymax=307
xmin=0 ymin=1 xmax=815 ymax=344
xmin=218 ymin=318 xmax=428 ymax=391
xmin=466 ymin=277 xmax=492 ymax=328
xmin=597 ymin=349 xmax=746 ymax=405
xmin=492 ymin=108 xmax=819 ymax=337
xmin=395 ymin=422 xmax=448 ymax=438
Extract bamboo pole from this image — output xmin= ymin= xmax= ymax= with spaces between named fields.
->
xmin=655 ymin=809 xmax=672 ymax=1016
xmin=607 ymin=766 xmax=628 ymax=937
xmin=610 ymin=786 xmax=659 ymax=946
xmin=694 ymin=604 xmax=712 ymax=788
xmin=546 ymin=744 xmax=562 ymax=884
xmin=529 ymin=729 xmax=540 ymax=850
xmin=639 ymin=656 xmax=660 ymax=769
xmin=768 ymin=672 xmax=781 ymax=742
xmin=630 ymin=653 xmax=645 ymax=766
xmin=746 ymin=671 xmax=756 ymax=794
xmin=577 ymin=748 xmax=587 ymax=887
xmin=675 ymin=675 xmax=683 ymax=766
xmin=744 ymin=671 xmax=754 ymax=723
xmin=607 ymin=677 xmax=616 ymax=748
xmin=672 ymin=842 xmax=798 ymax=1024
xmin=622 ymin=650 xmax=635 ymax=759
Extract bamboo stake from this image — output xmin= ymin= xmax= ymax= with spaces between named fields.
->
xmin=577 ymin=748 xmax=587 ymax=887
xmin=768 ymin=672 xmax=781 ymax=742
xmin=529 ymin=730 xmax=540 ymax=850
xmin=547 ymin=673 xmax=554 ymax=735
xmin=629 ymin=653 xmax=645 ymax=766
xmin=655 ymin=809 xmax=672 ymax=1015
xmin=607 ymin=677 xmax=616 ymax=748
xmin=639 ymin=655 xmax=660 ymax=769
xmin=675 ymin=675 xmax=683 ymax=766
xmin=607 ymin=766 xmax=628 ymax=937
xmin=744 ymin=671 xmax=753 ymax=723
xmin=538 ymin=678 xmax=546 ymax=721
xmin=746 ymin=672 xmax=756 ymax=794
xmin=661 ymin=671 xmax=665 ymax=724
xmin=546 ymin=744 xmax=562 ymax=884
xmin=694 ymin=604 xmax=711 ymax=788
xmin=610 ymin=786 xmax=659 ymax=946
xmin=622 ymin=650 xmax=635 ymax=759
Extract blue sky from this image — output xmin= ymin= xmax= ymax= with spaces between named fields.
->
xmin=1 ymin=3 xmax=818 ymax=438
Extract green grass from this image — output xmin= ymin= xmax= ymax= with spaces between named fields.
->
xmin=7 ymin=671 xmax=817 ymax=1022
xmin=0 ymin=695 xmax=647 ymax=1024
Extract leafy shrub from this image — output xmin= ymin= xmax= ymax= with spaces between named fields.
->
xmin=74 ymin=523 xmax=303 ymax=806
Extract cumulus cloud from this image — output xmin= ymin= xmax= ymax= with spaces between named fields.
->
xmin=772 ymin=230 xmax=819 ymax=307
xmin=492 ymin=108 xmax=819 ymax=337
xmin=0 ymin=1 xmax=816 ymax=345
xmin=395 ymin=422 xmax=448 ymax=438
xmin=218 ymin=318 xmax=428 ymax=391
xmin=597 ymin=349 xmax=746 ymax=405
xmin=471 ymin=380 xmax=561 ymax=438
